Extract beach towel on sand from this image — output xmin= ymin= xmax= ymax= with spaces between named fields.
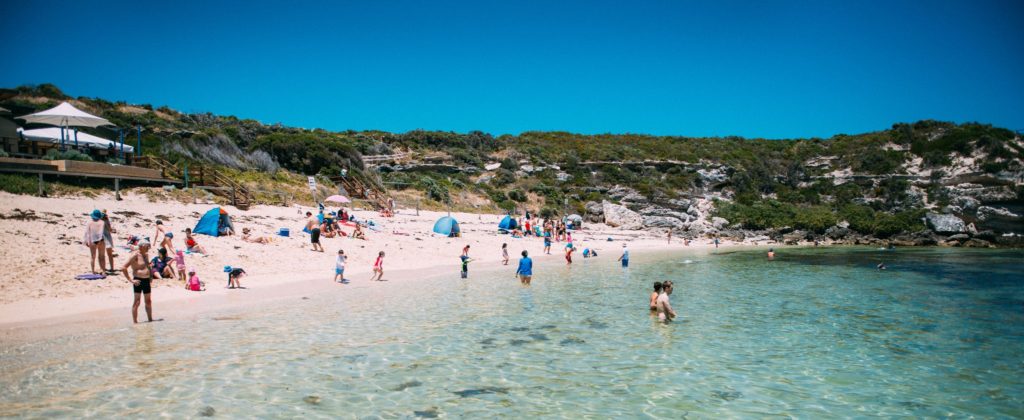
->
xmin=75 ymin=273 xmax=106 ymax=280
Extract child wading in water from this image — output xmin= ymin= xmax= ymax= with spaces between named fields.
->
xmin=370 ymin=251 xmax=385 ymax=281
xmin=335 ymin=249 xmax=348 ymax=283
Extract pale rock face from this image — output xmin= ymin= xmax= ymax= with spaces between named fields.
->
xmin=951 ymin=196 xmax=980 ymax=211
xmin=642 ymin=216 xmax=686 ymax=229
xmin=555 ymin=172 xmax=572 ymax=182
xmin=602 ymin=201 xmax=643 ymax=230
xmin=837 ymin=220 xmax=851 ymax=229
xmin=925 ymin=212 xmax=966 ymax=233
xmin=697 ymin=168 xmax=729 ymax=188
xmin=711 ymin=217 xmax=729 ymax=230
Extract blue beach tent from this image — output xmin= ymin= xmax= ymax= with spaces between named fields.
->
xmin=433 ymin=216 xmax=461 ymax=237
xmin=498 ymin=215 xmax=518 ymax=230
xmin=194 ymin=207 xmax=222 ymax=236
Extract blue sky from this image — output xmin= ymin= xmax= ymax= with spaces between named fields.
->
xmin=2 ymin=0 xmax=1022 ymax=138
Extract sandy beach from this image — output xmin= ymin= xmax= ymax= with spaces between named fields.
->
xmin=0 ymin=191 xmax=727 ymax=344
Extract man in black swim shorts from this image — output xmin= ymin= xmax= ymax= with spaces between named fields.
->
xmin=305 ymin=212 xmax=324 ymax=252
xmin=122 ymin=240 xmax=155 ymax=323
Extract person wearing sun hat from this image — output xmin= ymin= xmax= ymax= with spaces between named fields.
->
xmin=84 ymin=209 xmax=108 ymax=274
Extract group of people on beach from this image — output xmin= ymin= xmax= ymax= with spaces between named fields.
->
xmin=84 ymin=209 xmax=243 ymax=323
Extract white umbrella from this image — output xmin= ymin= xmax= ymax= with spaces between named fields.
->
xmin=18 ymin=102 xmax=114 ymax=151
xmin=18 ymin=127 xmax=134 ymax=152
xmin=17 ymin=102 xmax=112 ymax=128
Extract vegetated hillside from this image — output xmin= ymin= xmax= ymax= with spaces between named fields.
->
xmin=3 ymin=84 xmax=1022 ymax=246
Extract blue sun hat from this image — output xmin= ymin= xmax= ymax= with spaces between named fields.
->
xmin=90 ymin=209 xmax=103 ymax=220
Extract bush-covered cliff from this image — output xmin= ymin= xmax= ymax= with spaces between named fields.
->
xmin=3 ymin=84 xmax=1022 ymax=246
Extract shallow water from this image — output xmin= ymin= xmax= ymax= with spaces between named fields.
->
xmin=2 ymin=247 xmax=1023 ymax=418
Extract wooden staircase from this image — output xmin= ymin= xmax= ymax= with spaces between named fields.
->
xmin=131 ymin=156 xmax=255 ymax=210
xmin=329 ymin=175 xmax=389 ymax=210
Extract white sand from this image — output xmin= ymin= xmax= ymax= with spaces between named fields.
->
xmin=0 ymin=191 xmax=729 ymax=342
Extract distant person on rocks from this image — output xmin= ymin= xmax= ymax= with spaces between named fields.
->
xmin=122 ymin=240 xmax=154 ymax=323
xmin=84 ymin=209 xmax=108 ymax=275
xmin=656 ymin=280 xmax=677 ymax=322
xmin=370 ymin=251 xmax=385 ymax=281
xmin=667 ymin=229 xmax=672 ymax=244
xmin=617 ymin=244 xmax=630 ymax=268
xmin=306 ymin=212 xmax=324 ymax=252
xmin=515 ymin=250 xmax=533 ymax=285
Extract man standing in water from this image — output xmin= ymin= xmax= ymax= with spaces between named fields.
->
xmin=656 ymin=280 xmax=677 ymax=322
xmin=617 ymin=243 xmax=629 ymax=268
xmin=122 ymin=240 xmax=155 ymax=323
xmin=515 ymin=250 xmax=533 ymax=285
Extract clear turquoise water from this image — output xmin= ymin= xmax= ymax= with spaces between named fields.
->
xmin=2 ymin=247 xmax=1022 ymax=418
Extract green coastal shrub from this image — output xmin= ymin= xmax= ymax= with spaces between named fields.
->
xmin=0 ymin=173 xmax=46 ymax=195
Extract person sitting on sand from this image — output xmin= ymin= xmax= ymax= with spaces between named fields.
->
xmin=352 ymin=223 xmax=366 ymax=240
xmin=515 ymin=250 xmax=533 ymax=285
xmin=151 ymin=248 xmax=175 ymax=278
xmin=241 ymin=227 xmax=273 ymax=244
xmin=502 ymin=243 xmax=509 ymax=265
xmin=650 ymin=282 xmax=663 ymax=311
xmin=370 ymin=251 xmax=385 ymax=281
xmin=84 ymin=209 xmax=108 ymax=274
xmin=306 ymin=212 xmax=324 ymax=252
xmin=187 ymin=267 xmax=205 ymax=291
xmin=184 ymin=228 xmax=209 ymax=254
xmin=121 ymin=240 xmax=154 ymax=323
xmin=656 ymin=281 xmax=677 ymax=322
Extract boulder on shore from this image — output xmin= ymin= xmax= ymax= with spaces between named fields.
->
xmin=925 ymin=213 xmax=966 ymax=234
xmin=602 ymin=201 xmax=643 ymax=230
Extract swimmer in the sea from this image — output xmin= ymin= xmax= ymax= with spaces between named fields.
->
xmin=650 ymin=281 xmax=663 ymax=311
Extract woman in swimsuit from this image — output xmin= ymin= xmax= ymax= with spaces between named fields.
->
xmin=649 ymin=282 xmax=663 ymax=311
xmin=101 ymin=211 xmax=117 ymax=273
xmin=84 ymin=209 xmax=107 ymax=274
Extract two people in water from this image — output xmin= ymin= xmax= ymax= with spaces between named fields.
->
xmin=650 ymin=281 xmax=676 ymax=322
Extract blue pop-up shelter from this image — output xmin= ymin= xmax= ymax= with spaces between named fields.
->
xmin=433 ymin=216 xmax=460 ymax=237
xmin=194 ymin=207 xmax=233 ymax=236
xmin=498 ymin=214 xmax=518 ymax=231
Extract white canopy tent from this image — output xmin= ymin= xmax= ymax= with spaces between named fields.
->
xmin=17 ymin=102 xmax=112 ymax=128
xmin=18 ymin=127 xmax=134 ymax=153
